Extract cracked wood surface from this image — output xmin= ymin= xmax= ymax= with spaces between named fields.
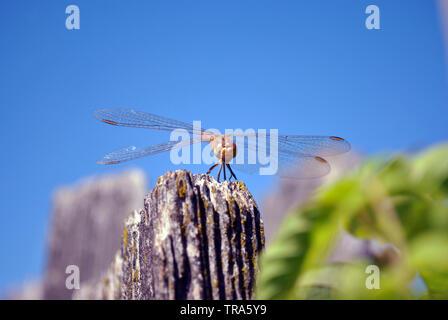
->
xmin=121 ymin=169 xmax=265 ymax=300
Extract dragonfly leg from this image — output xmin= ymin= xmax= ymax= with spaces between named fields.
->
xmin=207 ymin=163 xmax=219 ymax=174
xmin=223 ymin=163 xmax=227 ymax=180
xmin=226 ymin=164 xmax=238 ymax=181
xmin=217 ymin=163 xmax=223 ymax=182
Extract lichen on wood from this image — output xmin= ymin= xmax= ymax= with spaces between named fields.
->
xmin=121 ymin=169 xmax=265 ymax=300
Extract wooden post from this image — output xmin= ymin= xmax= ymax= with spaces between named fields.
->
xmin=121 ymin=169 xmax=265 ymax=300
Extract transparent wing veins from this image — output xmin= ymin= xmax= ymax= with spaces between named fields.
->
xmin=94 ymin=108 xmax=205 ymax=135
xmin=97 ymin=137 xmax=202 ymax=165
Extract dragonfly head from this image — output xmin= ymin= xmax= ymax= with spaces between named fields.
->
xmin=211 ymin=137 xmax=237 ymax=163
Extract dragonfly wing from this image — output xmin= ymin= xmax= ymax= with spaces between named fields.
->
xmin=97 ymin=138 xmax=201 ymax=165
xmin=230 ymin=148 xmax=331 ymax=179
xmin=227 ymin=134 xmax=347 ymax=178
xmin=228 ymin=133 xmax=350 ymax=157
xmin=277 ymin=135 xmax=351 ymax=156
xmin=94 ymin=108 xmax=203 ymax=135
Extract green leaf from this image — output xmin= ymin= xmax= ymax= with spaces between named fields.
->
xmin=256 ymin=143 xmax=448 ymax=300
xmin=410 ymin=232 xmax=448 ymax=299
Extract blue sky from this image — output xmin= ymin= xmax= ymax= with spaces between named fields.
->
xmin=0 ymin=0 xmax=447 ymax=293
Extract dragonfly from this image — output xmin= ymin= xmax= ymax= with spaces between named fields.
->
xmin=94 ymin=108 xmax=351 ymax=182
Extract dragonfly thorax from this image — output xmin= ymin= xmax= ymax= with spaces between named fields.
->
xmin=210 ymin=136 xmax=237 ymax=164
